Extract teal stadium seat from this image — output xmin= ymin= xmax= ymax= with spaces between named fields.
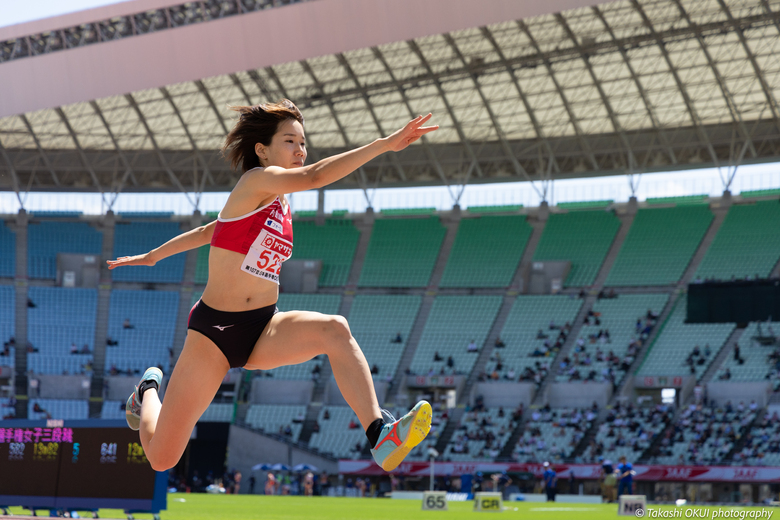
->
xmin=244 ymin=404 xmax=307 ymax=442
xmin=359 ymin=217 xmax=446 ymax=287
xmin=606 ymin=206 xmax=713 ymax=286
xmin=533 ymin=211 xmax=620 ymax=287
xmin=105 ymin=289 xmax=179 ymax=374
xmin=348 ymin=295 xmax=421 ymax=380
xmin=27 ymin=287 xmax=97 ymax=375
xmin=637 ymin=296 xmax=734 ymax=379
xmin=440 ymin=215 xmax=531 ymax=288
xmin=487 ymin=295 xmax=583 ymax=379
xmin=409 ymin=295 xmax=502 ymax=376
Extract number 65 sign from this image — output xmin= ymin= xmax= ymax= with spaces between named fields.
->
xmin=422 ymin=491 xmax=448 ymax=511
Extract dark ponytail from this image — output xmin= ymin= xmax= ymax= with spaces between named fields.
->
xmin=221 ymin=99 xmax=304 ymax=173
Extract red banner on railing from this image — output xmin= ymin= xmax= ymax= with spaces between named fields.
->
xmin=338 ymin=460 xmax=780 ymax=483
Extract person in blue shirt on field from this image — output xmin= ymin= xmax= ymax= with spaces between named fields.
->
xmin=617 ymin=456 xmax=633 ymax=497
xmin=542 ymin=461 xmax=557 ymax=502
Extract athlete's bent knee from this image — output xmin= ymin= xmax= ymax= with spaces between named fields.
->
xmin=322 ymin=315 xmax=352 ymax=345
xmin=146 ymin=448 xmax=181 ymax=472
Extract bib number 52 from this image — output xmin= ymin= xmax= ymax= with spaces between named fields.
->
xmin=257 ymin=250 xmax=281 ymax=274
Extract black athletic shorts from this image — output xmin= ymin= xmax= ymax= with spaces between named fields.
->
xmin=187 ymin=299 xmax=277 ymax=368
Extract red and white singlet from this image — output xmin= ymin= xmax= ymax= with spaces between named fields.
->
xmin=210 ymin=196 xmax=293 ymax=284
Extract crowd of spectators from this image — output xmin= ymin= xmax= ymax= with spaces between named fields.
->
xmin=648 ymin=402 xmax=756 ymax=465
xmin=514 ymin=405 xmax=593 ymax=463
xmin=734 ymin=410 xmax=780 ymax=465
xmin=584 ymin=402 xmax=673 ymax=464
xmin=557 ymin=308 xmax=659 ymax=386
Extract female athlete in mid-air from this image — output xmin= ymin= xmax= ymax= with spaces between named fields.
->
xmin=107 ymin=99 xmax=437 ymax=472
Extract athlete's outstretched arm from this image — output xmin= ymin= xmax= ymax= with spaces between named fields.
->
xmin=106 ymin=220 xmax=216 ymax=269
xmin=247 ymin=114 xmax=438 ymax=195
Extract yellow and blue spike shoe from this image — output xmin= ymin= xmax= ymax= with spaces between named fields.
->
xmin=370 ymin=400 xmax=432 ymax=472
xmin=125 ymin=367 xmax=163 ymax=431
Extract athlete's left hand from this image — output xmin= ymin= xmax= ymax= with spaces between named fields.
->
xmin=382 ymin=114 xmax=439 ymax=152
xmin=106 ymin=253 xmax=156 ymax=269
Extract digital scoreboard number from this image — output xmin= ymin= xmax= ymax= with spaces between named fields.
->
xmin=0 ymin=425 xmax=162 ymax=511
xmin=57 ymin=430 xmax=156 ymax=501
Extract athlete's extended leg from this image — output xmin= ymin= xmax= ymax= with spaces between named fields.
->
xmin=137 ymin=331 xmax=229 ymax=471
xmin=245 ymin=311 xmax=380 ymax=429
xmin=244 ymin=311 xmax=431 ymax=471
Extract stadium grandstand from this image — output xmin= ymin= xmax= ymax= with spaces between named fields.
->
xmin=2 ymin=0 xmax=780 ymax=509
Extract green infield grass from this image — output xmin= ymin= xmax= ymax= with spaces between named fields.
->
xmin=5 ymin=494 xmax=778 ymax=519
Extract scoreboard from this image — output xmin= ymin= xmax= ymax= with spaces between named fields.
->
xmin=0 ymin=420 xmax=166 ymax=513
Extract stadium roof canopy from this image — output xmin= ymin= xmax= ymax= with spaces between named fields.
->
xmin=0 ymin=0 xmax=779 ymax=209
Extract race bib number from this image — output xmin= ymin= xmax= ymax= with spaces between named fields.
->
xmin=241 ymin=229 xmax=293 ymax=284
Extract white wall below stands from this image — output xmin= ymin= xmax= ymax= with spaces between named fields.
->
xmin=325 ymin=378 xmax=388 ymax=406
xmin=547 ymin=382 xmax=612 ymax=408
xmin=28 ymin=374 xmax=90 ymax=399
xmin=250 ymin=378 xmax=314 ymax=405
xmin=472 ymin=382 xmax=536 ymax=408
xmin=226 ymin=424 xmax=338 ymax=494
xmin=706 ymin=382 xmax=772 ymax=408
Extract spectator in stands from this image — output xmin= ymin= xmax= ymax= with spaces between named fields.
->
xmin=391 ymin=332 xmax=402 ymax=343
xmin=70 ymin=343 xmax=79 ymax=355
xmin=704 ymin=344 xmax=711 ymax=357
xmin=27 ymin=298 xmax=36 ymax=308
xmin=434 ymin=351 xmax=443 ymax=361
xmin=323 ymin=409 xmax=330 ymax=420
xmin=495 ymin=337 xmax=506 ymax=348
xmin=446 ymin=356 xmax=454 ymax=368
xmin=504 ymin=368 xmax=516 ymax=381
xmin=734 ymin=344 xmax=741 ymax=361
xmin=122 ymin=318 xmax=134 ymax=329
xmin=311 ymin=364 xmax=321 ymax=380
xmin=467 ymin=340 xmax=478 ymax=352
xmin=370 ymin=364 xmax=379 ymax=375
xmin=106 ymin=336 xmax=118 ymax=346
xmin=80 ymin=344 xmax=91 ymax=354
xmin=537 ymin=329 xmax=548 ymax=339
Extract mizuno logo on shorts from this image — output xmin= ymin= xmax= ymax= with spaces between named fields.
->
xmin=213 ymin=325 xmax=234 ymax=331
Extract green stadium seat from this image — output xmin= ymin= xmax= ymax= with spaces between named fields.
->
xmin=440 ymin=215 xmax=531 ymax=288
xmin=695 ymin=201 xmax=780 ymax=280
xmin=359 ymin=217 xmax=446 ymax=287
xmin=606 ymin=206 xmax=713 ymax=286
xmin=292 ymin=219 xmax=360 ymax=287
xmin=533 ymin=211 xmax=620 ymax=287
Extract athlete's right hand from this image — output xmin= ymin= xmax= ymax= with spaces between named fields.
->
xmin=106 ymin=253 xmax=156 ymax=269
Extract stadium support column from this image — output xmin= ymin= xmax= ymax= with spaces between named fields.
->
xmin=627 ymin=196 xmax=638 ymax=216
xmin=13 ymin=209 xmax=28 ymax=417
xmin=316 ymin=188 xmax=325 ymax=226
xmin=537 ymin=200 xmax=549 ymax=222
xmin=721 ymin=190 xmax=733 ymax=208
xmin=171 ymin=212 xmax=202 ymax=363
xmin=90 ymin=210 xmax=115 ymax=414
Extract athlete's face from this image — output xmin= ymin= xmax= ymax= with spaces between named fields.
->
xmin=256 ymin=119 xmax=307 ymax=169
